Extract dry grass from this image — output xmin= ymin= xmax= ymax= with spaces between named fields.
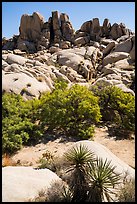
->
xmin=2 ymin=154 xmax=17 ymax=167
xmin=117 ymin=178 xmax=135 ymax=202
xmin=30 ymin=180 xmax=71 ymax=202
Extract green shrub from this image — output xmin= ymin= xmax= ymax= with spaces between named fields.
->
xmin=39 ymin=81 xmax=101 ymax=139
xmin=2 ymin=93 xmax=42 ymax=154
xmin=91 ymin=85 xmax=135 ymax=135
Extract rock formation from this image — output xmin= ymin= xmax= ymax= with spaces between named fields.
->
xmin=3 ymin=10 xmax=134 ymax=52
xmin=2 ymin=11 xmax=135 ymax=99
xmin=2 ymin=11 xmax=135 ymax=202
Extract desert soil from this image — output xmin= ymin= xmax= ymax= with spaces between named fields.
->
xmin=9 ymin=126 xmax=135 ymax=169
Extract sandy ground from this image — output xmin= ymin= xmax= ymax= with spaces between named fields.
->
xmin=94 ymin=127 xmax=135 ymax=168
xmin=8 ymin=126 xmax=135 ymax=169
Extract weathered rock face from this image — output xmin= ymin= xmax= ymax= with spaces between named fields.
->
xmin=130 ymin=35 xmax=135 ymax=61
xmin=102 ymin=18 xmax=111 ymax=37
xmin=2 ymin=166 xmax=61 ymax=202
xmin=114 ymin=37 xmax=132 ymax=53
xmin=61 ymin=20 xmax=74 ymax=42
xmin=80 ymin=21 xmax=92 ymax=33
xmin=3 ymin=10 xmax=134 ymax=52
xmin=103 ymin=51 xmax=129 ymax=66
xmin=52 ymin=11 xmax=62 ymax=43
xmin=19 ymin=12 xmax=45 ymax=42
xmin=2 ymin=10 xmax=135 ymax=99
xmin=110 ymin=23 xmax=123 ymax=40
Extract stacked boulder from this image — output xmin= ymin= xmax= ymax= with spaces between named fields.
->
xmin=17 ymin=11 xmax=74 ymax=52
xmin=2 ymin=11 xmax=134 ymax=53
xmin=2 ymin=10 xmax=135 ymax=99
xmin=74 ymin=18 xmax=132 ymax=46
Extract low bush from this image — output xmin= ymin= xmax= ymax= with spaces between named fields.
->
xmin=39 ymin=81 xmax=101 ymax=139
xmin=91 ymin=85 xmax=135 ymax=137
xmin=2 ymin=93 xmax=42 ymax=154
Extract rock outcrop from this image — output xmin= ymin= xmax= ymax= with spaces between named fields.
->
xmin=2 ymin=11 xmax=135 ymax=99
xmin=19 ymin=12 xmax=45 ymax=42
xmin=3 ymin=10 xmax=134 ymax=53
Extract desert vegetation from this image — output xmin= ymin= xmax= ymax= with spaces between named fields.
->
xmin=91 ymin=84 xmax=135 ymax=138
xmin=31 ymin=144 xmax=125 ymax=202
xmin=2 ymin=80 xmax=135 ymax=155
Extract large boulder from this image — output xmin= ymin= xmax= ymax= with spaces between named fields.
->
xmin=2 ymin=70 xmax=51 ymax=100
xmin=74 ymin=36 xmax=90 ymax=46
xmin=101 ymin=18 xmax=111 ymax=37
xmin=2 ymin=166 xmax=61 ymax=202
xmin=19 ymin=12 xmax=44 ymax=42
xmin=115 ymin=83 xmax=135 ymax=96
xmin=100 ymin=38 xmax=117 ymax=45
xmin=52 ymin=11 xmax=62 ymax=43
xmin=80 ymin=20 xmax=92 ymax=33
xmin=52 ymin=11 xmax=60 ymax=32
xmin=57 ymin=50 xmax=84 ymax=71
xmin=74 ymin=31 xmax=87 ymax=39
xmin=114 ymin=58 xmax=134 ymax=70
xmin=110 ymin=23 xmax=123 ymax=40
xmin=91 ymin=18 xmax=100 ymax=34
xmin=60 ymin=13 xmax=74 ymax=42
xmin=103 ymin=41 xmax=116 ymax=56
xmin=7 ymin=54 xmax=27 ymax=65
xmin=101 ymin=65 xmax=119 ymax=76
xmin=114 ymin=38 xmax=132 ymax=53
xmin=69 ymin=141 xmax=135 ymax=180
xmin=17 ymin=40 xmax=36 ymax=52
xmin=90 ymin=18 xmax=101 ymax=41
xmin=130 ymin=44 xmax=135 ymax=62
xmin=103 ymin=51 xmax=129 ymax=66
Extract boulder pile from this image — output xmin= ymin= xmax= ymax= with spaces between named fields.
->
xmin=2 ymin=11 xmax=135 ymax=99
xmin=2 ymin=11 xmax=134 ymax=52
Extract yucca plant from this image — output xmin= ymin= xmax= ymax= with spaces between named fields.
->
xmin=64 ymin=144 xmax=95 ymax=202
xmin=87 ymin=157 xmax=121 ymax=202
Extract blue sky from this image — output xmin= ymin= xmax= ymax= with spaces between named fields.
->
xmin=2 ymin=2 xmax=135 ymax=38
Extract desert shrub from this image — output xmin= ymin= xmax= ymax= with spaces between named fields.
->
xmin=31 ymin=181 xmax=72 ymax=202
xmin=64 ymin=144 xmax=121 ymax=202
xmin=117 ymin=178 xmax=135 ymax=202
xmin=39 ymin=81 xmax=101 ymax=139
xmin=91 ymin=85 xmax=135 ymax=135
xmin=87 ymin=157 xmax=121 ymax=202
xmin=2 ymin=92 xmax=42 ymax=154
xmin=64 ymin=144 xmax=96 ymax=202
xmin=37 ymin=151 xmax=71 ymax=178
xmin=33 ymin=144 xmax=121 ymax=202
xmin=37 ymin=150 xmax=55 ymax=170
